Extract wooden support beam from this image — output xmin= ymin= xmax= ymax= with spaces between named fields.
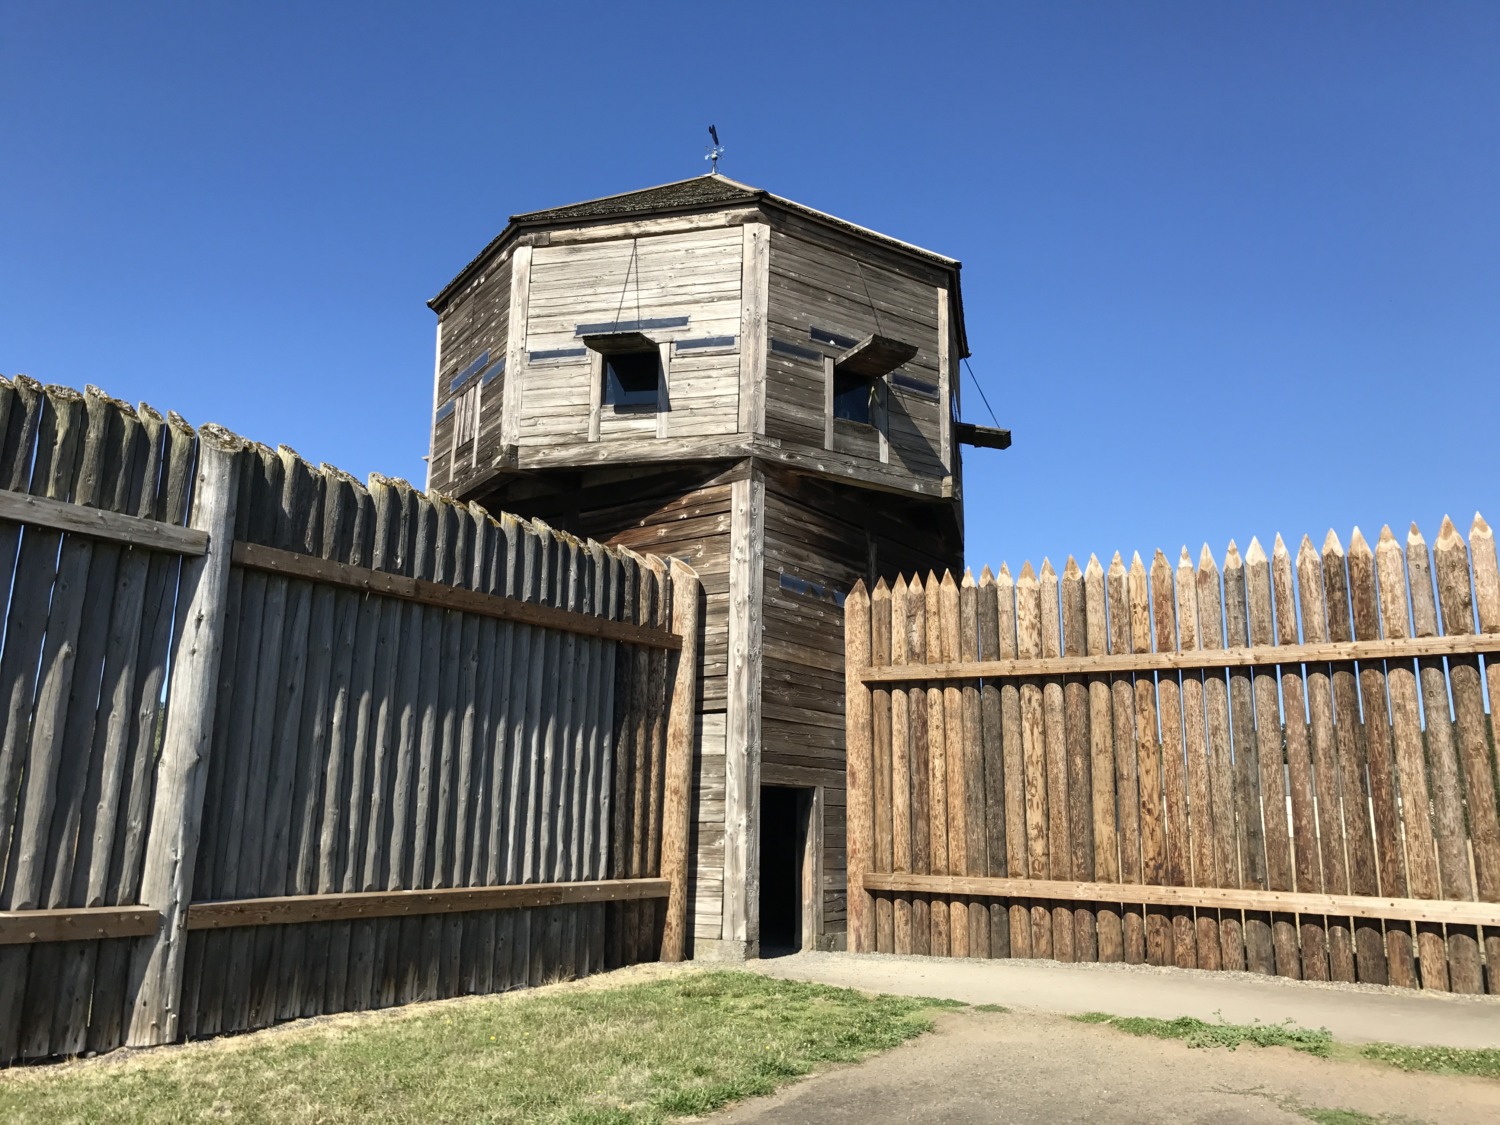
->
xmin=0 ymin=488 xmax=208 ymax=555
xmin=0 ymin=907 xmax=161 ymax=945
xmin=231 ymin=542 xmax=681 ymax=650
xmin=955 ymin=422 xmax=1012 ymax=450
xmin=834 ymin=334 xmax=919 ymax=381
xmin=859 ymin=632 xmax=1500 ymax=684
xmin=659 ymin=559 xmax=703 ymax=962
xmin=186 ymin=879 xmax=670 ymax=930
xmin=864 ymin=873 xmax=1500 ymax=928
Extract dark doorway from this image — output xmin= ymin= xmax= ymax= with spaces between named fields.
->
xmin=759 ymin=786 xmax=813 ymax=957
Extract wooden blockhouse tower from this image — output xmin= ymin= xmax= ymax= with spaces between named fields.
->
xmin=426 ymin=175 xmax=1005 ymax=957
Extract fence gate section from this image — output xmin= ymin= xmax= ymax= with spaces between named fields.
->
xmin=845 ymin=521 xmax=1500 ymax=993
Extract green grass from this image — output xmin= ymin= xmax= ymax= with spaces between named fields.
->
xmin=0 ymin=971 xmax=945 ymax=1124
xmin=971 ymin=1003 xmax=1010 ymax=1013
xmin=1357 ymin=1042 xmax=1500 ymax=1080
xmin=1069 ymin=1011 xmax=1334 ymax=1056
xmin=1297 ymin=1108 xmax=1386 ymax=1125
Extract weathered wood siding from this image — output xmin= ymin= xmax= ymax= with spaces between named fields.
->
xmin=764 ymin=217 xmax=951 ymax=480
xmin=760 ymin=469 xmax=961 ymax=944
xmin=476 ymin=467 xmax=737 ymax=946
xmin=518 ymin=229 xmax=744 ymax=446
xmin=431 ymin=254 xmax=512 ymax=495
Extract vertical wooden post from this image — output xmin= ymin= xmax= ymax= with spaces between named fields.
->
xmin=126 ymin=425 xmax=242 ymax=1047
xmin=723 ymin=469 xmax=764 ymax=954
xmin=845 ymin=579 xmax=873 ymax=953
xmin=737 ymin=222 xmax=769 ymax=436
xmin=660 ymin=559 xmax=702 ymax=962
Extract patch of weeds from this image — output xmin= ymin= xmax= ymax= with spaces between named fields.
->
xmin=971 ymin=1004 xmax=1009 ymax=1013
xmin=1072 ymin=1011 xmax=1333 ymax=1056
xmin=1359 ymin=1042 xmax=1500 ymax=1080
xmin=1298 ymin=1109 xmax=1386 ymax=1125
xmin=911 ymin=996 xmax=968 ymax=1009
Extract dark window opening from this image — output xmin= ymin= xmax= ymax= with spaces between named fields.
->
xmin=833 ymin=371 xmax=873 ymax=425
xmin=760 ymin=786 xmax=812 ymax=956
xmin=603 ymin=350 xmax=661 ymax=411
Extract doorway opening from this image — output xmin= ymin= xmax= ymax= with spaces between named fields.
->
xmin=759 ymin=785 xmax=815 ymax=957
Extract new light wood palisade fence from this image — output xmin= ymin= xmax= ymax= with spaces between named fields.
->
xmin=846 ymin=524 xmax=1500 ymax=993
xmin=0 ymin=376 xmax=702 ymax=1064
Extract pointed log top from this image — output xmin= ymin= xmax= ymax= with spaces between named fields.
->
xmin=893 ymin=573 xmax=908 ymax=594
xmin=1322 ymin=528 xmax=1344 ymax=556
xmin=962 ymin=568 xmax=977 ymax=588
xmin=980 ymin=564 xmax=996 ymax=584
xmin=940 ymin=570 xmax=959 ymax=590
xmin=1085 ymin=554 xmax=1103 ymax=577
xmin=1152 ymin=547 xmax=1169 ymax=568
xmin=873 ymin=577 xmax=891 ymax=598
xmin=1272 ymin=532 xmax=1289 ymax=557
xmin=1063 ymin=555 xmax=1081 ymax=578
xmin=1018 ymin=560 xmax=1037 ymax=582
xmin=998 ymin=562 xmax=1013 ymax=583
xmin=1437 ymin=515 xmax=1460 ymax=543
xmin=1349 ymin=526 xmax=1370 ymax=554
xmin=1473 ymin=513 xmax=1492 ymax=539
xmin=196 ymin=422 xmax=245 ymax=453
xmin=1296 ymin=535 xmax=1317 ymax=565
xmin=1130 ymin=550 xmax=1144 ymax=569
xmin=1377 ymin=524 xmax=1398 ymax=547
xmin=1108 ymin=552 xmax=1125 ymax=575
xmin=1198 ymin=543 xmax=1216 ymax=569
xmin=1245 ymin=537 xmax=1266 ymax=564
xmin=1407 ymin=522 xmax=1426 ymax=547
xmin=1040 ymin=558 xmax=1056 ymax=579
xmin=849 ymin=578 xmax=869 ymax=601
xmin=1224 ymin=541 xmax=1243 ymax=569
xmin=926 ymin=569 xmax=942 ymax=586
xmin=907 ymin=571 xmax=925 ymax=594
xmin=1178 ymin=546 xmax=1193 ymax=569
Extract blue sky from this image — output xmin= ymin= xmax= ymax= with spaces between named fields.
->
xmin=3 ymin=1 xmax=1496 ymax=573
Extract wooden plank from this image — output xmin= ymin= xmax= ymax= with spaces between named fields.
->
xmin=1320 ymin=530 xmax=1387 ymax=984
xmin=231 ymin=541 xmax=680 ymax=650
xmin=976 ymin=568 xmax=1009 ymax=958
xmin=1376 ymin=526 xmax=1449 ymax=990
xmin=1463 ymin=514 xmax=1500 ymax=991
xmin=1083 ymin=556 xmax=1120 ymax=962
xmin=855 ymin=631 xmax=1500 ymax=682
xmin=501 ymin=242 xmax=532 ymax=447
xmin=1349 ymin=528 xmax=1416 ymax=987
xmin=1016 ymin=563 xmax=1050 ymax=958
xmin=1296 ymin=535 xmax=1355 ymax=983
xmin=844 ymin=579 xmax=873 ymax=953
xmin=0 ymin=907 xmax=160 ymax=945
xmin=1176 ymin=548 xmax=1220 ymax=971
xmin=660 ymin=559 xmax=702 ymax=962
xmin=1406 ymin=523 xmax=1482 ymax=992
xmin=960 ymin=572 xmax=988 ymax=957
xmin=906 ymin=574 xmax=932 ymax=955
xmin=187 ymin=879 xmax=671 ymax=929
xmin=862 ymin=874 xmax=1500 ymax=927
xmin=1197 ymin=546 xmax=1245 ymax=972
xmin=890 ymin=577 xmax=914 ymax=955
xmin=124 ymin=425 xmax=242 ymax=1047
xmin=1106 ymin=554 xmax=1144 ymax=963
xmin=871 ymin=580 xmax=895 ymax=953
xmin=738 ymin=222 xmax=769 ymax=434
xmin=1040 ymin=561 xmax=1071 ymax=960
xmin=723 ymin=471 xmax=764 ymax=951
xmin=0 ymin=487 xmax=208 ymax=555
xmin=1061 ymin=559 xmax=1095 ymax=962
xmin=1150 ymin=550 xmax=1193 ymax=968
xmin=1273 ymin=535 xmax=1326 ymax=981
xmin=926 ymin=572 xmax=951 ymax=956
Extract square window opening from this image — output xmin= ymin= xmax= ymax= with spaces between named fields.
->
xmin=833 ymin=370 xmax=873 ymax=425
xmin=603 ymin=350 xmax=662 ymax=412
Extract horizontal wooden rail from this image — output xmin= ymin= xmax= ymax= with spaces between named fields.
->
xmin=232 ymin=542 xmax=681 ymax=650
xmin=0 ymin=906 xmax=162 ymax=945
xmin=0 ymin=489 xmax=208 ymax=555
xmin=859 ymin=633 xmax=1500 ymax=684
xmin=864 ymin=873 xmax=1500 ymax=928
xmin=185 ymin=877 xmax=671 ymax=930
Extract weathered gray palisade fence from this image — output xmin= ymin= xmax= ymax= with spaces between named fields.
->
xmin=846 ymin=523 xmax=1500 ymax=993
xmin=0 ymin=375 xmax=702 ymax=1064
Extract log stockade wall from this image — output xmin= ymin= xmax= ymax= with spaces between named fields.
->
xmin=0 ymin=376 xmax=701 ymax=1065
xmin=845 ymin=521 xmax=1500 ymax=993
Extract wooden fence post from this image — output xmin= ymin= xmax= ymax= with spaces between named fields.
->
xmin=126 ymin=425 xmax=242 ymax=1046
xmin=845 ymin=580 xmax=874 ymax=953
xmin=659 ymin=559 xmax=702 ymax=962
